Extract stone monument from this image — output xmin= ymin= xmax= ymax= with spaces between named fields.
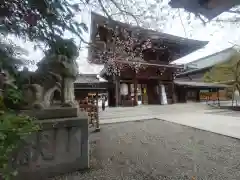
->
xmin=12 ymin=39 xmax=89 ymax=179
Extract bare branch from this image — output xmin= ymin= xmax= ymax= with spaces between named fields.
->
xmin=108 ymin=0 xmax=140 ymax=25
xmin=178 ymin=9 xmax=187 ymax=37
xmin=196 ymin=14 xmax=208 ymax=25
xmin=97 ymin=0 xmax=113 ymax=20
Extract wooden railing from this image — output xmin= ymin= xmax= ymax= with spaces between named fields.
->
xmin=199 ymin=91 xmax=227 ymax=101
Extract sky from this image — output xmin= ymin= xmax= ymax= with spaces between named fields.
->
xmin=8 ymin=0 xmax=240 ymax=74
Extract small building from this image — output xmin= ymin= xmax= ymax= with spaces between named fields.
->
xmin=175 ymin=48 xmax=234 ymax=102
xmin=183 ymin=47 xmax=236 ymax=71
xmin=89 ymin=12 xmax=208 ymax=107
xmin=74 ymin=74 xmax=108 ymax=101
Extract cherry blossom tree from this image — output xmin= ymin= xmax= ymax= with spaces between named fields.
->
xmin=0 ymin=0 xmax=89 ymax=45
xmin=89 ymin=23 xmax=154 ymax=75
xmin=0 ymin=0 xmax=215 ymax=75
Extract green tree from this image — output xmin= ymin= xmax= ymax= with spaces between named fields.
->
xmin=0 ymin=0 xmax=88 ymax=45
xmin=0 ymin=38 xmax=25 ymax=76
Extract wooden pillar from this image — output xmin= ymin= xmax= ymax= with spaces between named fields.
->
xmin=196 ymin=89 xmax=200 ymax=102
xmin=157 ymin=81 xmax=161 ymax=104
xmin=171 ymin=82 xmax=176 ymax=104
xmin=184 ymin=87 xmax=188 ymax=103
xmin=217 ymin=88 xmax=220 ymax=107
xmin=133 ymin=74 xmax=138 ymax=106
xmin=128 ymin=83 xmax=131 ymax=97
xmin=171 ymin=71 xmax=177 ymax=104
xmin=114 ymin=75 xmax=120 ymax=107
xmin=95 ymin=92 xmax=100 ymax=132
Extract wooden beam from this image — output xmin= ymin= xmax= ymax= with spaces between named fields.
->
xmin=113 ymin=60 xmax=182 ymax=68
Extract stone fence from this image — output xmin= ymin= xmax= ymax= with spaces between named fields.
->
xmin=10 ymin=108 xmax=89 ymax=180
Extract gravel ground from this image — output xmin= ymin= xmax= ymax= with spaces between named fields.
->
xmin=55 ymin=119 xmax=240 ymax=180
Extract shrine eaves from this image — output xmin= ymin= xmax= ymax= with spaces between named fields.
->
xmin=169 ymin=0 xmax=240 ymax=20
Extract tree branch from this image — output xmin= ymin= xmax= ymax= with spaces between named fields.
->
xmin=178 ymin=9 xmax=187 ymax=37
xmin=97 ymin=0 xmax=113 ymax=20
xmin=108 ymin=0 xmax=140 ymax=25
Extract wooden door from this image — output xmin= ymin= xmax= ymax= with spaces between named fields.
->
xmin=108 ymin=83 xmax=115 ymax=107
xmin=147 ymin=80 xmax=159 ymax=104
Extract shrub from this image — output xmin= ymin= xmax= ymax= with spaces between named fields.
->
xmin=3 ymin=86 xmax=23 ymax=110
xmin=0 ymin=111 xmax=40 ymax=180
xmin=0 ymin=96 xmax=6 ymax=113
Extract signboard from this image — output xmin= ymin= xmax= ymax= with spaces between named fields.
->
xmin=88 ymin=93 xmax=96 ymax=96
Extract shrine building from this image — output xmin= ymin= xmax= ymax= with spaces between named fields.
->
xmin=74 ymin=74 xmax=108 ymax=101
xmin=88 ymin=12 xmax=208 ymax=107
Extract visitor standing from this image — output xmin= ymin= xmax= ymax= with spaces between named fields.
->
xmin=102 ymin=95 xmax=106 ymax=111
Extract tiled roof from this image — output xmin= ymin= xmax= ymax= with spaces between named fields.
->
xmin=89 ymin=12 xmax=208 ymax=65
xmin=185 ymin=47 xmax=235 ymax=70
xmin=174 ymin=80 xmax=229 ymax=88
xmin=91 ymin=12 xmax=208 ymax=47
xmin=74 ymin=74 xmax=100 ymax=84
xmin=178 ymin=48 xmax=236 ymax=76
xmin=177 ymin=66 xmax=211 ymax=76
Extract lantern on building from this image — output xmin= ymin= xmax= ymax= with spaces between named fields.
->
xmin=120 ymin=83 xmax=128 ymax=96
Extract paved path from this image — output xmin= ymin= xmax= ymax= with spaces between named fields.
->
xmin=99 ymin=103 xmax=240 ymax=139
xmin=55 ymin=104 xmax=240 ymax=180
